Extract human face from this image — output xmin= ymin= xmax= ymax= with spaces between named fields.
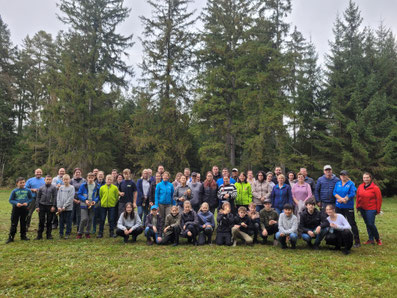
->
xmin=155 ymin=173 xmax=162 ymax=182
xmin=63 ymin=176 xmax=70 ymax=186
xmin=93 ymin=169 xmax=99 ymax=176
xmin=191 ymin=175 xmax=197 ymax=182
xmin=238 ymin=210 xmax=246 ymax=218
xmin=112 ymin=171 xmax=118 ymax=178
xmin=223 ymin=205 xmax=231 ymax=214
xmin=201 ymin=204 xmax=209 ymax=213
xmin=307 ymin=203 xmax=315 ymax=213
xmin=206 ymin=172 xmax=213 ymax=182
xmin=325 ymin=206 xmax=334 ymax=217
xmin=180 ymin=175 xmax=187 ymax=185
xmin=222 ymin=169 xmax=228 ymax=177
xmin=300 ymin=168 xmax=307 ymax=177
xmin=248 ymin=205 xmax=255 ymax=212
xmin=197 ymin=173 xmax=201 ymax=181
xmin=74 ymin=170 xmax=82 ymax=178
xmin=212 ymin=166 xmax=219 ymax=175
xmin=277 ymin=175 xmax=285 ymax=184
xmin=363 ymin=174 xmax=371 ymax=185
xmin=266 ymin=174 xmax=273 ymax=182
xmin=123 ymin=172 xmax=131 ymax=180
xmin=223 ymin=176 xmax=230 ymax=185
xmin=184 ymin=168 xmax=190 ymax=177
xmin=171 ymin=207 xmax=179 ymax=216
xmin=35 ymin=169 xmax=43 ymax=178
xmin=147 ymin=169 xmax=152 ymax=177
xmin=257 ymin=172 xmax=264 ymax=182
xmin=158 ymin=166 xmax=164 ymax=174
xmin=87 ymin=176 xmax=95 ymax=184
xmin=288 ymin=173 xmax=294 ymax=181
xmin=125 ymin=205 xmax=133 ymax=214
xmin=264 ymin=203 xmax=272 ymax=211
xmin=247 ymin=171 xmax=254 ymax=180
xmin=184 ymin=203 xmax=191 ymax=213
xmin=17 ymin=180 xmax=26 ymax=188
xmin=59 ymin=168 xmax=66 ymax=177
xmin=324 ymin=168 xmax=332 ymax=178
xmin=239 ymin=173 xmax=245 ymax=182
xmin=151 ymin=208 xmax=158 ymax=216
xmin=117 ymin=175 xmax=123 ymax=184
xmin=106 ymin=176 xmax=113 ymax=185
xmin=162 ymin=173 xmax=169 ymax=182
xmin=142 ymin=170 xmax=148 ymax=180
xmin=284 ymin=209 xmax=292 ymax=216
xmin=97 ymin=172 xmax=104 ymax=181
xmin=340 ymin=174 xmax=348 ymax=183
xmin=275 ymin=167 xmax=282 ymax=175
xmin=297 ymin=174 xmax=304 ymax=183
xmin=45 ymin=176 xmax=52 ymax=185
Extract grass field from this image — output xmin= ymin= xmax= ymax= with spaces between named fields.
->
xmin=0 ymin=189 xmax=396 ymax=297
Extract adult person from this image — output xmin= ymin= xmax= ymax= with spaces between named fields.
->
xmin=300 ymin=167 xmax=315 ymax=193
xmin=270 ymin=174 xmax=293 ymax=215
xmin=173 ymin=172 xmax=183 ymax=188
xmin=216 ymin=168 xmax=236 ymax=187
xmin=137 ymin=169 xmax=151 ymax=222
xmin=315 ymin=165 xmax=340 ymax=212
xmin=196 ymin=173 xmax=201 ymax=182
xmin=235 ymin=172 xmax=252 ymax=210
xmin=147 ymin=168 xmax=155 ymax=183
xmin=292 ymin=172 xmax=313 ymax=220
xmin=287 ymin=171 xmax=297 ymax=189
xmin=272 ymin=167 xmax=290 ymax=186
xmin=333 ymin=170 xmax=360 ymax=247
xmin=149 ymin=172 xmax=162 ymax=206
xmin=51 ymin=167 xmax=66 ymax=229
xmin=212 ymin=165 xmax=222 ymax=181
xmin=92 ymin=168 xmax=99 ymax=181
xmin=118 ymin=169 xmax=138 ymax=217
xmin=202 ymin=172 xmax=218 ymax=214
xmin=174 ymin=175 xmax=191 ymax=212
xmin=92 ymin=171 xmax=105 ymax=234
xmin=155 ymin=171 xmax=175 ymax=228
xmin=356 ymin=172 xmax=383 ymax=245
xmin=189 ymin=172 xmax=203 ymax=212
xmin=157 ymin=165 xmax=165 ymax=178
xmin=325 ymin=204 xmax=353 ymax=255
xmin=70 ymin=168 xmax=86 ymax=231
xmin=247 ymin=170 xmax=255 ymax=187
xmin=252 ymin=171 xmax=273 ymax=212
xmin=184 ymin=168 xmax=191 ymax=182
xmin=217 ymin=176 xmax=238 ymax=214
xmin=111 ymin=169 xmax=118 ymax=185
xmin=266 ymin=172 xmax=275 ymax=188
xmin=25 ymin=168 xmax=45 ymax=230
xmin=231 ymin=168 xmax=239 ymax=182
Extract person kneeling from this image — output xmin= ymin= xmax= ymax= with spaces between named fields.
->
xmin=325 ymin=204 xmax=353 ymax=255
xmin=299 ymin=199 xmax=329 ymax=249
xmin=276 ymin=204 xmax=298 ymax=249
xmin=162 ymin=206 xmax=181 ymax=246
xmin=232 ymin=206 xmax=254 ymax=246
xmin=116 ymin=203 xmax=143 ymax=243
xmin=197 ymin=202 xmax=215 ymax=245
xmin=216 ymin=202 xmax=234 ymax=246
xmin=180 ymin=201 xmax=199 ymax=245
xmin=144 ymin=205 xmax=163 ymax=245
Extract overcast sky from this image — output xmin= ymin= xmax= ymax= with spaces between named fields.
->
xmin=2 ymin=0 xmax=397 ymax=75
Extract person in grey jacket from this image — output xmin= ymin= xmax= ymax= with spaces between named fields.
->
xmin=252 ymin=171 xmax=273 ymax=212
xmin=275 ymin=204 xmax=298 ymax=249
xmin=56 ymin=175 xmax=75 ymax=239
xmin=174 ymin=175 xmax=191 ymax=211
xmin=116 ymin=202 xmax=144 ymax=243
xmin=35 ymin=175 xmax=57 ymax=240
xmin=188 ymin=172 xmax=203 ymax=212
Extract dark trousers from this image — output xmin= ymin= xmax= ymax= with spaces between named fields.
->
xmin=181 ymin=224 xmax=198 ymax=243
xmin=99 ymin=207 xmax=116 ymax=235
xmin=252 ymin=221 xmax=260 ymax=241
xmin=26 ymin=199 xmax=36 ymax=228
xmin=336 ymin=207 xmax=360 ymax=243
xmin=59 ymin=210 xmax=72 ymax=236
xmin=9 ymin=206 xmax=29 ymax=238
xmin=92 ymin=206 xmax=101 ymax=233
xmin=334 ymin=229 xmax=353 ymax=251
xmin=198 ymin=226 xmax=213 ymax=245
xmin=260 ymin=224 xmax=278 ymax=242
xmin=216 ymin=232 xmax=232 ymax=246
xmin=72 ymin=201 xmax=81 ymax=229
xmin=161 ymin=226 xmax=180 ymax=245
xmin=360 ymin=209 xmax=380 ymax=241
xmin=116 ymin=226 xmax=144 ymax=241
xmin=38 ymin=204 xmax=54 ymax=237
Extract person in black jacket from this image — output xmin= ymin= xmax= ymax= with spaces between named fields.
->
xmin=149 ymin=172 xmax=162 ymax=206
xmin=35 ymin=175 xmax=57 ymax=240
xmin=180 ymin=201 xmax=199 ymax=245
xmin=202 ymin=172 xmax=218 ymax=214
xmin=144 ymin=205 xmax=163 ymax=245
xmin=299 ymin=199 xmax=330 ymax=249
xmin=232 ymin=206 xmax=254 ymax=246
xmin=216 ymin=202 xmax=234 ymax=246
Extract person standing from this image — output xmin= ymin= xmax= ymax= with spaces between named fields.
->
xmin=202 ymin=172 xmax=218 ymax=214
xmin=70 ymin=168 xmax=85 ymax=232
xmin=51 ymin=168 xmax=66 ymax=229
xmin=118 ymin=169 xmax=138 ymax=217
xmin=25 ymin=168 xmax=45 ymax=230
xmin=137 ymin=169 xmax=151 ymax=222
xmin=155 ymin=171 xmax=175 ymax=228
xmin=315 ymin=165 xmax=340 ymax=212
xmin=35 ymin=175 xmax=57 ymax=240
xmin=252 ymin=171 xmax=274 ymax=212
xmin=247 ymin=170 xmax=255 ymax=187
xmin=98 ymin=175 xmax=119 ymax=238
xmin=270 ymin=174 xmax=293 ymax=215
xmin=188 ymin=172 xmax=203 ymax=212
xmin=300 ymin=167 xmax=315 ymax=193
xmin=356 ymin=172 xmax=383 ymax=246
xmin=292 ymin=172 xmax=313 ymax=220
xmin=212 ymin=165 xmax=222 ymax=182
xmin=92 ymin=171 xmax=105 ymax=234
xmin=235 ymin=172 xmax=252 ymax=210
xmin=57 ymin=174 xmax=75 ymax=239
xmin=216 ymin=168 xmax=236 ymax=187
xmin=333 ymin=170 xmax=360 ymax=247
xmin=217 ymin=176 xmax=238 ymax=214
xmin=272 ymin=167 xmax=290 ymax=186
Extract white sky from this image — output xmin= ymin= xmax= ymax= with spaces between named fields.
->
xmin=1 ymin=0 xmax=397 ymax=77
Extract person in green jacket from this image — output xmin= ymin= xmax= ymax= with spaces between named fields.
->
xmin=98 ymin=175 xmax=119 ymax=238
xmin=235 ymin=172 xmax=253 ymax=209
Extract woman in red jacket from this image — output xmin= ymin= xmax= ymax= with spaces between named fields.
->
xmin=356 ymin=172 xmax=382 ymax=245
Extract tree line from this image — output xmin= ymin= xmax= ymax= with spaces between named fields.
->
xmin=0 ymin=0 xmax=396 ymax=194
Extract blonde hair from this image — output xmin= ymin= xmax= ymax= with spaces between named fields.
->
xmin=123 ymin=168 xmax=131 ymax=174
xmin=200 ymin=202 xmax=209 ymax=211
xmin=105 ymin=174 xmax=113 ymax=181
xmin=183 ymin=200 xmax=192 ymax=207
xmin=277 ymin=174 xmax=285 ymax=181
xmin=63 ymin=174 xmax=70 ymax=180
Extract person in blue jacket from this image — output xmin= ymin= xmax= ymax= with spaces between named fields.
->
xmin=25 ymin=168 xmax=45 ymax=230
xmin=155 ymin=171 xmax=175 ymax=228
xmin=6 ymin=177 xmax=33 ymax=243
xmin=216 ymin=168 xmax=236 ymax=187
xmin=270 ymin=174 xmax=293 ymax=215
xmin=315 ymin=165 xmax=340 ymax=211
xmin=333 ymin=170 xmax=360 ymax=247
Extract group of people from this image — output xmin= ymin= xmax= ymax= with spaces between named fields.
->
xmin=6 ymin=164 xmax=383 ymax=255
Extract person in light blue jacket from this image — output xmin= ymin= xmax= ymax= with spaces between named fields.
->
xmin=333 ymin=170 xmax=360 ymax=247
xmin=155 ymin=171 xmax=175 ymax=228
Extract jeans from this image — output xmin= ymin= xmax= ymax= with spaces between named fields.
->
xmin=137 ymin=204 xmax=149 ymax=224
xmin=274 ymin=208 xmax=283 ymax=215
xmin=92 ymin=206 xmax=101 ymax=233
xmin=276 ymin=232 xmax=298 ymax=247
xmin=301 ymin=227 xmax=329 ymax=246
xmin=99 ymin=207 xmax=116 ymax=235
xmin=59 ymin=210 xmax=72 ymax=236
xmin=255 ymin=205 xmax=264 ymax=212
xmin=145 ymin=227 xmax=160 ymax=243
xmin=360 ymin=209 xmax=379 ymax=241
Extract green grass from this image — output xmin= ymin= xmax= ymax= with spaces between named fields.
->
xmin=0 ymin=189 xmax=396 ymax=297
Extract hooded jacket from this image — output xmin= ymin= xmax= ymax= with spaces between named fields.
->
xmin=77 ymin=182 xmax=100 ymax=209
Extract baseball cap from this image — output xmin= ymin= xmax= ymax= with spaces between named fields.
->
xmin=323 ymin=165 xmax=332 ymax=170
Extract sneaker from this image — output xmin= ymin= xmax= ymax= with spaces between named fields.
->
xmin=59 ymin=235 xmax=64 ymax=239
xmin=64 ymin=235 xmax=69 ymax=240
xmin=76 ymin=234 xmax=82 ymax=239
xmin=376 ymin=239 xmax=383 ymax=246
xmin=85 ymin=234 xmax=91 ymax=239
xmin=5 ymin=238 xmax=14 ymax=244
xmin=364 ymin=240 xmax=375 ymax=245
xmin=232 ymin=240 xmax=237 ymax=247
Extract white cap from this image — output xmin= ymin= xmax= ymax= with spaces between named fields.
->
xmin=323 ymin=165 xmax=332 ymax=170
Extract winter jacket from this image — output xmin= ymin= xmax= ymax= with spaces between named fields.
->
xmin=189 ymin=182 xmax=203 ymax=208
xmin=118 ymin=179 xmax=137 ymax=204
xmin=259 ymin=208 xmax=278 ymax=230
xmin=36 ymin=184 xmax=57 ymax=208
xmin=216 ymin=212 xmax=234 ymax=233
xmin=77 ymin=182 xmax=100 ymax=209
xmin=356 ymin=182 xmax=382 ymax=213
xmin=197 ymin=211 xmax=215 ymax=229
xmin=9 ymin=188 xmax=33 ymax=206
xmin=180 ymin=210 xmax=199 ymax=230
xmin=117 ymin=212 xmax=142 ymax=231
xmin=298 ymin=208 xmax=329 ymax=233
xmin=235 ymin=182 xmax=252 ymax=206
xmin=333 ymin=180 xmax=357 ymax=209
xmin=252 ymin=180 xmax=273 ymax=206
xmin=164 ymin=213 xmax=181 ymax=236
xmin=233 ymin=214 xmax=253 ymax=235
xmin=145 ymin=213 xmax=163 ymax=233
xmin=155 ymin=181 xmax=175 ymax=206
xmin=202 ymin=180 xmax=218 ymax=209
xmin=270 ymin=184 xmax=293 ymax=211
xmin=99 ymin=184 xmax=119 ymax=208
xmin=278 ymin=213 xmax=298 ymax=235
xmin=70 ymin=178 xmax=86 ymax=199
xmin=137 ymin=178 xmax=151 ymax=206
xmin=57 ymin=185 xmax=75 ymax=211
xmin=315 ymin=174 xmax=340 ymax=204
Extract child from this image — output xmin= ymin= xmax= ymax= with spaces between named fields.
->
xmin=216 ymin=202 xmax=234 ymax=246
xmin=276 ymin=204 xmax=298 ymax=249
xmin=145 ymin=205 xmax=163 ymax=245
xmin=161 ymin=205 xmax=181 ymax=246
xmin=116 ymin=202 xmax=144 ymax=243
xmin=259 ymin=198 xmax=279 ymax=245
xmin=98 ymin=174 xmax=119 ymax=238
xmin=6 ymin=177 xmax=33 ymax=243
xmin=232 ymin=206 xmax=254 ymax=246
xmin=197 ymin=202 xmax=215 ymax=245
xmin=35 ymin=175 xmax=57 ymax=240
xmin=77 ymin=172 xmax=100 ymax=239
xmin=247 ymin=202 xmax=260 ymax=243
xmin=57 ymin=174 xmax=75 ymax=239
xmin=180 ymin=201 xmax=199 ymax=245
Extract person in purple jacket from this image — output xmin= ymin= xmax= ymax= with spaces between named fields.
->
xmin=270 ymin=174 xmax=293 ymax=215
xmin=197 ymin=202 xmax=215 ymax=245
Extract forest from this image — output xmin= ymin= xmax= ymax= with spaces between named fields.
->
xmin=0 ymin=0 xmax=396 ymax=194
